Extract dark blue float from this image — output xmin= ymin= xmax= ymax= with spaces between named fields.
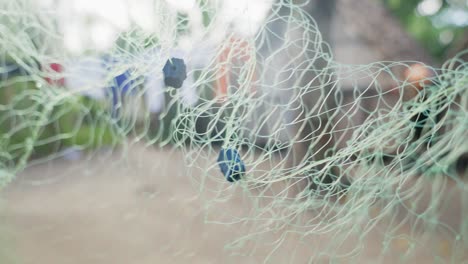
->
xmin=163 ymin=57 xmax=187 ymax=88
xmin=217 ymin=148 xmax=245 ymax=182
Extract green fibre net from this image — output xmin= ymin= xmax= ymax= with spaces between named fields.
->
xmin=1 ymin=0 xmax=467 ymax=263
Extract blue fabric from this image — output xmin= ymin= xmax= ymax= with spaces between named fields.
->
xmin=101 ymin=56 xmax=137 ymax=119
xmin=113 ymin=70 xmax=134 ymax=95
xmin=109 ymin=70 xmax=135 ymax=117
xmin=217 ymin=148 xmax=245 ymax=182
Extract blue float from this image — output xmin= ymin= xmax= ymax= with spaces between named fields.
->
xmin=162 ymin=57 xmax=187 ymax=88
xmin=217 ymin=148 xmax=245 ymax=182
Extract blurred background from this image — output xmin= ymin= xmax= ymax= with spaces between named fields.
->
xmin=21 ymin=0 xmax=468 ymax=59
xmin=0 ymin=0 xmax=467 ymax=263
xmin=2 ymin=0 xmax=467 ymax=154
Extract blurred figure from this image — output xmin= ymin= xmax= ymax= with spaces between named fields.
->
xmin=215 ymin=35 xmax=257 ymax=103
xmin=65 ymin=57 xmax=107 ymax=100
xmin=61 ymin=49 xmax=198 ymax=119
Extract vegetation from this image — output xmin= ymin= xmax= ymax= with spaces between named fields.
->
xmin=0 ymin=76 xmax=121 ymax=166
xmin=384 ymin=0 xmax=468 ymax=60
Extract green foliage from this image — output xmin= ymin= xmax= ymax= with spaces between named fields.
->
xmin=177 ymin=12 xmax=190 ymax=35
xmin=198 ymin=0 xmax=214 ymax=27
xmin=384 ymin=0 xmax=468 ymax=60
xmin=0 ymin=79 xmax=122 ymax=166
xmin=114 ymin=29 xmax=159 ymax=55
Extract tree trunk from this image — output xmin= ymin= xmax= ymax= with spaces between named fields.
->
xmin=335 ymin=0 xmax=434 ymax=64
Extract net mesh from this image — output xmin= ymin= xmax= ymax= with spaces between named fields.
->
xmin=0 ymin=0 xmax=467 ymax=263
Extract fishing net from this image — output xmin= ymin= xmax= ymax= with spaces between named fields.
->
xmin=0 ymin=0 xmax=467 ymax=263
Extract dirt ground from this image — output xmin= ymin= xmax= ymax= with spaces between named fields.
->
xmin=0 ymin=143 xmax=466 ymax=264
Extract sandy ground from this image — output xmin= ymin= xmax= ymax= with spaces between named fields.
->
xmin=0 ymin=143 xmax=466 ymax=264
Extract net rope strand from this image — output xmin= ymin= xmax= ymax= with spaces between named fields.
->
xmin=0 ymin=0 xmax=467 ymax=262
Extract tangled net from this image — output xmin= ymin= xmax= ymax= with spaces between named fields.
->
xmin=1 ymin=0 xmax=467 ymax=262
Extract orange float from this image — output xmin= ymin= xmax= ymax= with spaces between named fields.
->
xmin=404 ymin=63 xmax=435 ymax=91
